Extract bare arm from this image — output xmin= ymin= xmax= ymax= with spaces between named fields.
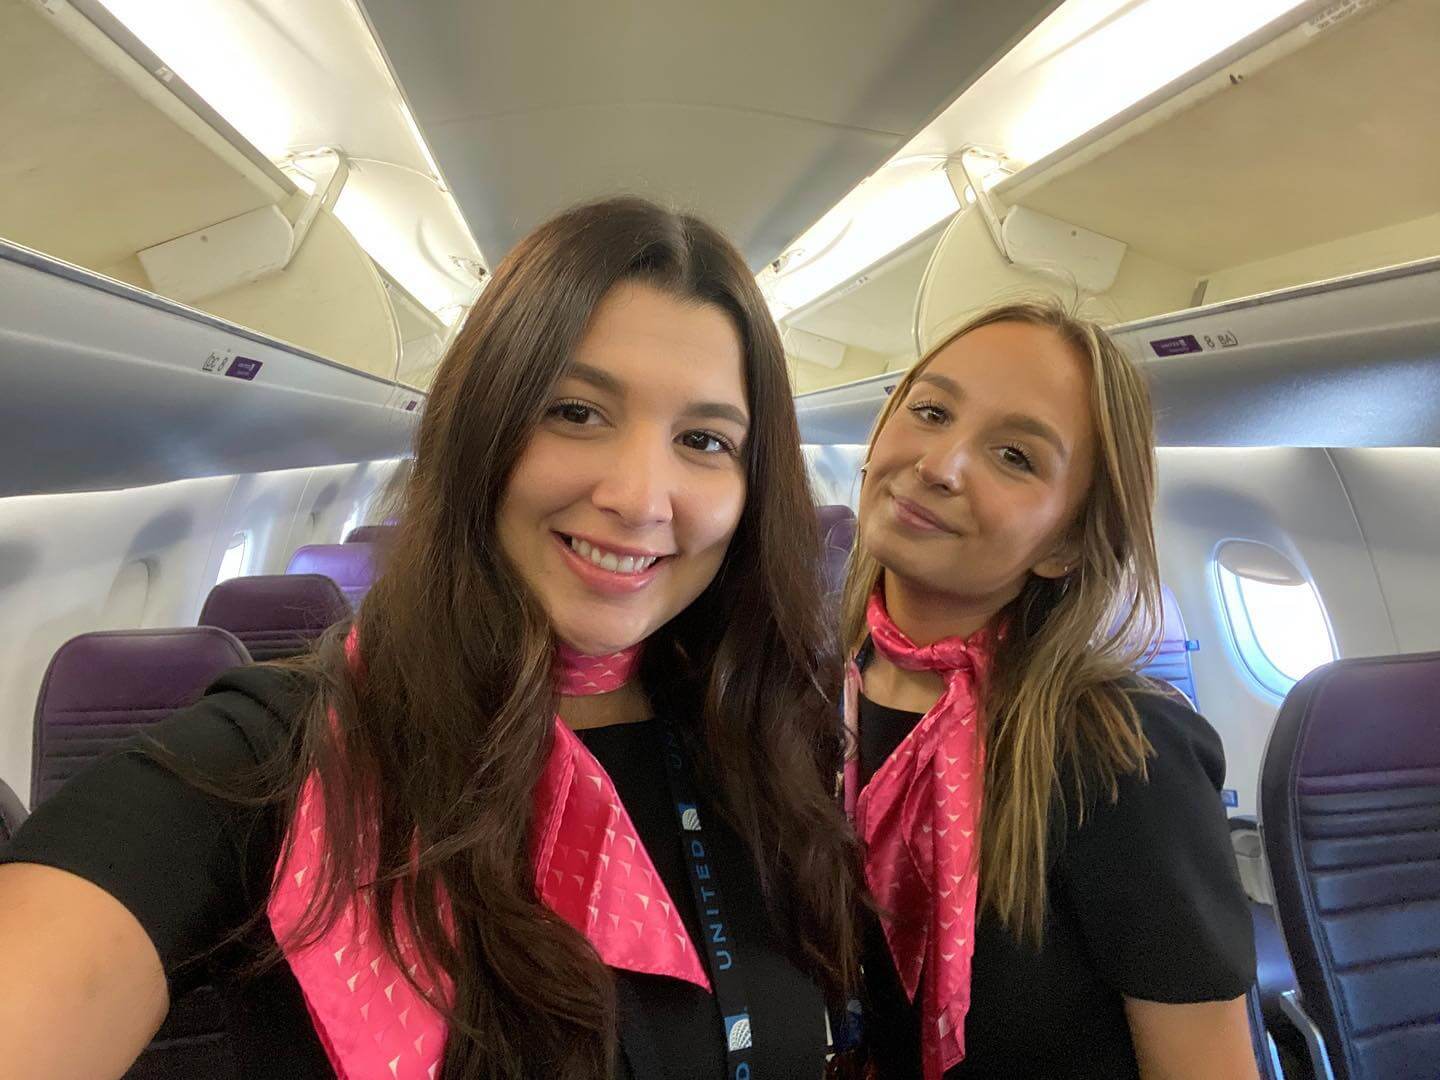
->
xmin=1125 ymin=995 xmax=1260 ymax=1080
xmin=0 ymin=863 xmax=169 ymax=1079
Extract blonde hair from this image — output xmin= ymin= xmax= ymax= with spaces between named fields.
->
xmin=839 ymin=298 xmax=1163 ymax=944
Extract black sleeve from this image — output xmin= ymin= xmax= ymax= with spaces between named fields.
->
xmin=1 ymin=668 xmax=305 ymax=998
xmin=1057 ymin=686 xmax=1256 ymax=1003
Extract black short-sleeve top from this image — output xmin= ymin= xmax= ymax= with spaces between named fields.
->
xmin=3 ymin=666 xmax=829 ymax=1079
xmin=856 ymin=681 xmax=1255 ymax=1079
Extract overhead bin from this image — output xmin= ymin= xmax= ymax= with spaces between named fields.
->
xmin=795 ymin=255 xmax=1440 ymax=450
xmin=0 ymin=0 xmax=448 ymax=389
xmin=782 ymin=0 xmax=1439 ymax=397
xmin=0 ymin=240 xmax=422 ymax=498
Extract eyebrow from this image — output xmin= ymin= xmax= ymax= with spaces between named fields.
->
xmin=911 ymin=371 xmax=1069 ymax=459
xmin=564 ymin=361 xmax=749 ymax=429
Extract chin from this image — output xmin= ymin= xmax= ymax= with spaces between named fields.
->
xmin=551 ymin=612 xmax=653 ymax=657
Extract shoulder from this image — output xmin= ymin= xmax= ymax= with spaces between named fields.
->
xmin=147 ymin=663 xmax=318 ymax=773
xmin=1058 ymin=675 xmax=1230 ymax=850
xmin=1122 ymin=678 xmax=1226 ymax=793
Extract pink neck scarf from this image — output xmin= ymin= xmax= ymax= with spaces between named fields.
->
xmin=268 ymin=634 xmax=710 ymax=1080
xmin=843 ymin=591 xmax=994 ymax=1080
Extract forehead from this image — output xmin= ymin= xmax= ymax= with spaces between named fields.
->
xmin=916 ymin=320 xmax=1091 ymax=433
xmin=572 ymin=282 xmax=746 ymax=401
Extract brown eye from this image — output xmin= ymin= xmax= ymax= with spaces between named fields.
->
xmin=907 ymin=400 xmax=948 ymax=424
xmin=678 ymin=430 xmax=737 ymax=456
xmin=1000 ymin=445 xmax=1035 ymax=472
xmin=547 ymin=400 xmax=598 ymax=425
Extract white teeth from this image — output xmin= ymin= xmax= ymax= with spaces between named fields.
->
xmin=566 ymin=536 xmax=660 ymax=575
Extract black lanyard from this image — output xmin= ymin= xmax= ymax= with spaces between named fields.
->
xmin=660 ymin=722 xmax=754 ymax=1080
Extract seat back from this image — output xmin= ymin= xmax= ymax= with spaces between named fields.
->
xmin=1138 ymin=584 xmax=1200 ymax=706
xmin=816 ymin=504 xmax=856 ymax=599
xmin=1261 ymin=650 xmax=1440 ymax=1080
xmin=31 ymin=628 xmax=251 ymax=807
xmin=199 ymin=574 xmax=351 ymax=661
xmin=0 ymin=775 xmax=27 ymax=843
xmin=286 ymin=542 xmax=377 ymax=608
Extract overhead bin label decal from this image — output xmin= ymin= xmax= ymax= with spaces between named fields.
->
xmin=202 ymin=349 xmax=232 ymax=373
xmin=225 ymin=357 xmax=263 ymax=381
xmin=1150 ymin=334 xmax=1203 ymax=357
xmin=1150 ymin=331 xmax=1240 ymax=356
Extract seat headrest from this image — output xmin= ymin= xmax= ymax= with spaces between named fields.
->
xmin=286 ymin=543 xmax=377 ymax=608
xmin=199 ymin=573 xmax=351 ymax=662
xmin=31 ymin=627 xmax=251 ymax=806
xmin=344 ymin=524 xmax=394 ymax=545
xmin=1275 ymin=650 xmax=1440 ymax=779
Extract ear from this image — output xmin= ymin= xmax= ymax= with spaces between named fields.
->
xmin=1031 ymin=536 xmax=1079 ymax=581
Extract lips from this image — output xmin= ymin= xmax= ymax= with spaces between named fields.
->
xmin=553 ymin=532 xmax=673 ymax=595
xmin=889 ymin=493 xmax=955 ymax=534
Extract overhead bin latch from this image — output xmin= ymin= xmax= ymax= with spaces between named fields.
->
xmin=136 ymin=147 xmax=350 ymax=305
xmin=946 ymin=149 xmax=1127 ymax=294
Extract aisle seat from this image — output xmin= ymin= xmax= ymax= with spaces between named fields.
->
xmin=199 ymin=574 xmax=350 ymax=661
xmin=286 ymin=542 xmax=377 ymax=607
xmin=1261 ymin=650 xmax=1440 ymax=1080
xmin=30 ymin=627 xmax=251 ymax=807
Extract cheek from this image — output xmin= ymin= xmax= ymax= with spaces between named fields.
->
xmin=866 ymin=423 xmax=913 ymax=479
xmin=678 ymin=470 xmax=746 ymax=554
xmin=497 ymin=439 xmax=584 ymax=541
xmin=979 ymin=480 xmax=1067 ymax=549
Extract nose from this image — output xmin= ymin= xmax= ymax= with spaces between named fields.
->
xmin=914 ymin=438 xmax=967 ymax=494
xmin=589 ymin=426 xmax=676 ymax=529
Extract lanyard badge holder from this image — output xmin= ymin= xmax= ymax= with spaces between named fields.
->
xmin=662 ymin=724 xmax=754 ymax=1079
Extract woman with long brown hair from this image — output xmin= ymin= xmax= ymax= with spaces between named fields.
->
xmin=0 ymin=196 xmax=862 ymax=1078
xmin=840 ymin=300 xmax=1256 ymax=1079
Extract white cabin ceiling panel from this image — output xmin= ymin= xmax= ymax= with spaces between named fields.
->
xmin=356 ymin=0 xmax=1061 ymax=268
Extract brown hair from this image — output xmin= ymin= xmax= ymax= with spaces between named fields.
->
xmin=840 ymin=298 xmax=1162 ymax=944
xmin=278 ymin=197 xmax=861 ymax=1077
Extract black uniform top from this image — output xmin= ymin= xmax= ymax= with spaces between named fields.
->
xmin=856 ymin=682 xmax=1255 ymax=1080
xmin=3 ymin=666 xmax=828 ymax=1079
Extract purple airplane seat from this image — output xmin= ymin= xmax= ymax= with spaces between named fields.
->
xmin=30 ymin=627 xmax=250 ymax=808
xmin=28 ymin=628 xmax=252 ymax=1078
xmin=198 ymin=573 xmax=351 ymax=662
xmin=286 ymin=542 xmax=377 ymax=609
xmin=1261 ymin=650 xmax=1440 ymax=1080
xmin=816 ymin=504 xmax=857 ymax=598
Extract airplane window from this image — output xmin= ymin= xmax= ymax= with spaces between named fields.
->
xmin=1215 ymin=541 xmax=1335 ymax=697
xmin=215 ymin=533 xmax=249 ymax=585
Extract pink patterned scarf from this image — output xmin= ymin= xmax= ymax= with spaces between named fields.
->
xmin=843 ymin=591 xmax=994 ymax=1080
xmin=267 ymin=634 xmax=710 ymax=1079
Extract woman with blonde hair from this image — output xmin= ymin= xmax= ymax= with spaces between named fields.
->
xmin=841 ymin=299 xmax=1256 ymax=1079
